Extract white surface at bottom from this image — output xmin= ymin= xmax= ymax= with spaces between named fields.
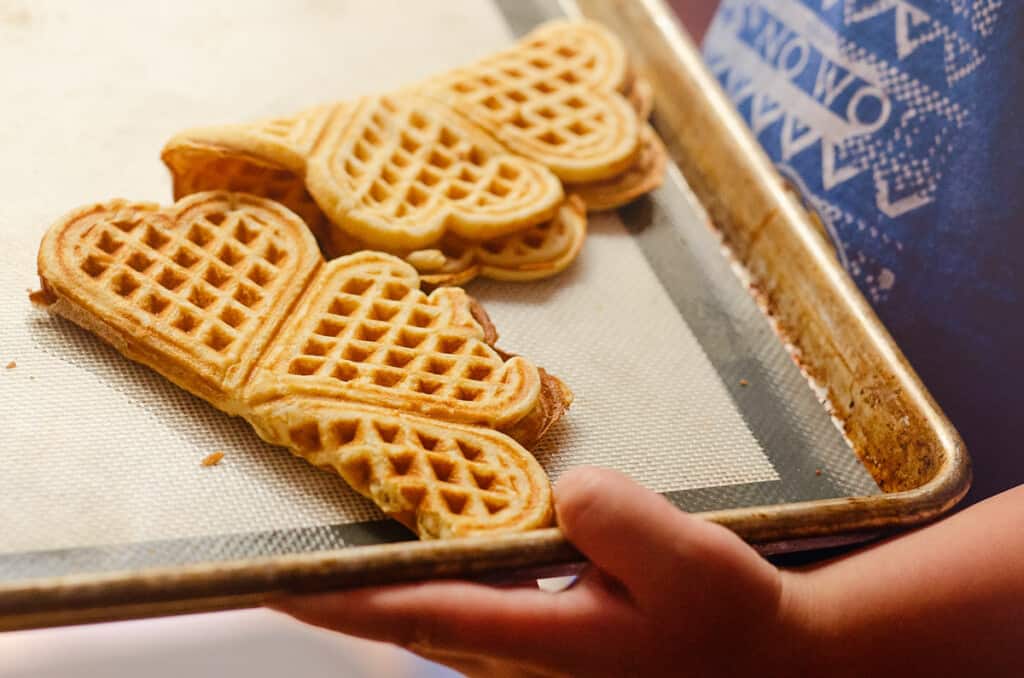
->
xmin=0 ymin=0 xmax=776 ymax=554
xmin=0 ymin=609 xmax=456 ymax=678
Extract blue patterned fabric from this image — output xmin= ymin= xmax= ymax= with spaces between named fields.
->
xmin=702 ymin=1 xmax=1024 ymax=502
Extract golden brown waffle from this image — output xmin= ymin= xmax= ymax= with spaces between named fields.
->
xmin=305 ymin=93 xmax=564 ymax=250
xmin=321 ymin=196 xmax=587 ymax=286
xmin=247 ymin=250 xmax=543 ymax=428
xmin=566 ymin=125 xmax=666 ymax=212
xmin=249 ymin=400 xmax=551 ymax=538
xmin=423 ymin=21 xmax=660 ymax=212
xmin=164 ymin=94 xmax=566 ymax=253
xmin=419 ymin=21 xmax=639 ymax=183
xmin=36 ymin=192 xmax=567 ymax=538
xmin=36 ymin=192 xmax=322 ymax=411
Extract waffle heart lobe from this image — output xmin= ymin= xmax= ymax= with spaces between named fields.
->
xmin=162 ymin=104 xmax=336 ymax=239
xmin=244 ymin=251 xmax=542 ymax=428
xmin=248 ymin=398 xmax=553 ymax=538
xmin=36 ymin=191 xmax=321 ymax=413
xmin=304 ymin=93 xmax=564 ymax=251
xmin=163 ymin=93 xmax=567 ymax=254
xmin=417 ymin=19 xmax=639 ymax=183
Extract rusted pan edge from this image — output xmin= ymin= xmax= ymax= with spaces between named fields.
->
xmin=573 ymin=0 xmax=969 ymax=520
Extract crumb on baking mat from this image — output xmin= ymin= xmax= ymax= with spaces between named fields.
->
xmin=5 ymin=360 xmax=15 ymax=369
xmin=201 ymin=451 xmax=225 ymax=467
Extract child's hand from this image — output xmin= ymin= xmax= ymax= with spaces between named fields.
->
xmin=271 ymin=468 xmax=807 ymax=677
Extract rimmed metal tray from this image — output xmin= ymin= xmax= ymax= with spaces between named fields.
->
xmin=0 ymin=0 xmax=968 ymax=631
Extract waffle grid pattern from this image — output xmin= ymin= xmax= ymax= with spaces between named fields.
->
xmin=472 ymin=200 xmax=580 ymax=266
xmin=280 ymin=264 xmax=520 ymax=409
xmin=432 ymin=74 xmax=636 ymax=181
xmin=422 ymin=21 xmax=637 ymax=181
xmin=293 ymin=412 xmax=528 ymax=526
xmin=159 ymin=20 xmax=659 ymax=281
xmin=317 ymin=95 xmax=561 ymax=236
xmin=515 ymin=21 xmax=627 ymax=91
xmin=44 ymin=196 xmax=552 ymax=538
xmin=77 ymin=202 xmax=292 ymax=367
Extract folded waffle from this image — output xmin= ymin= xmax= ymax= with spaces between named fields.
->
xmin=325 ymin=195 xmax=588 ymax=287
xmin=162 ymin=20 xmax=664 ymax=284
xmin=36 ymin=191 xmax=570 ymax=538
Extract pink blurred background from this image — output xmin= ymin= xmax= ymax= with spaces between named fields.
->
xmin=670 ymin=1 xmax=718 ymax=43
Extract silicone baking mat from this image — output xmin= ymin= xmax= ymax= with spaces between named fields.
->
xmin=0 ymin=0 xmax=878 ymax=580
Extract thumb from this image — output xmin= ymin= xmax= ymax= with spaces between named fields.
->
xmin=554 ymin=467 xmax=778 ymax=610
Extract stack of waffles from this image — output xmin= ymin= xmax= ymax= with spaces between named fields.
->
xmin=35 ymin=21 xmax=665 ymax=538
xmin=162 ymin=20 xmax=665 ymax=286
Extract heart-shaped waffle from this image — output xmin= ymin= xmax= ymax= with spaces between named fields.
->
xmin=36 ymin=192 xmax=567 ymax=538
xmin=417 ymin=20 xmax=663 ymax=210
xmin=249 ymin=400 xmax=552 ymax=538
xmin=36 ymin=192 xmax=321 ymax=411
xmin=305 ymin=93 xmax=565 ymax=250
xmin=417 ymin=20 xmax=663 ymax=209
xmin=247 ymin=251 xmax=542 ymax=428
xmin=418 ymin=22 xmax=639 ymax=183
xmin=164 ymin=94 xmax=566 ymax=253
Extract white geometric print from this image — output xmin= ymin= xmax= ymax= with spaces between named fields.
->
xmin=704 ymin=0 xmax=1006 ymax=301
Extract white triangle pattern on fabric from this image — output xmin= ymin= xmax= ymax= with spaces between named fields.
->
xmin=780 ymin=114 xmax=822 ymax=161
xmin=821 ymin=138 xmax=866 ymax=190
xmin=894 ymin=3 xmax=942 ymax=59
xmin=844 ymin=0 xmax=989 ymax=85
xmin=943 ymin=29 xmax=986 ymax=85
xmin=719 ymin=63 xmax=756 ymax=104
xmin=845 ymin=0 xmax=899 ymax=25
xmin=750 ymin=92 xmax=785 ymax=135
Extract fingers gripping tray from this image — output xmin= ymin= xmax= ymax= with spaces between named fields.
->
xmin=0 ymin=0 xmax=968 ymax=630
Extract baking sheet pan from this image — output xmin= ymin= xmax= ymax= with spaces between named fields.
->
xmin=0 ymin=0 xmax=967 ymax=630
